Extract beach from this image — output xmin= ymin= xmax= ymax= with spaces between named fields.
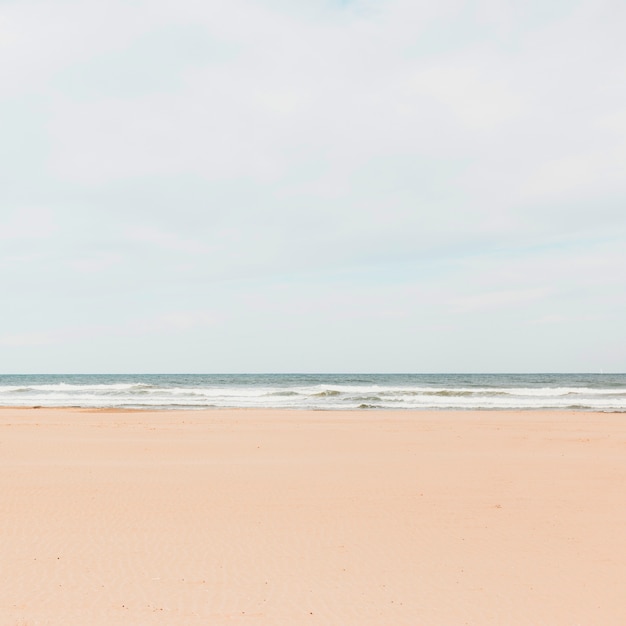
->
xmin=1 ymin=407 xmax=625 ymax=626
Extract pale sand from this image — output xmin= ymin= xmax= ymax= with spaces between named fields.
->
xmin=1 ymin=409 xmax=625 ymax=626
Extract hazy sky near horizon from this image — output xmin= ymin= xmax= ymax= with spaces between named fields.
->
xmin=1 ymin=0 xmax=625 ymax=373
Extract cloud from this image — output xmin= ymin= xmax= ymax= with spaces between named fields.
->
xmin=452 ymin=287 xmax=549 ymax=314
xmin=1 ymin=0 xmax=625 ymax=371
xmin=124 ymin=226 xmax=211 ymax=255
xmin=0 ymin=331 xmax=58 ymax=347
xmin=65 ymin=252 xmax=123 ymax=273
xmin=130 ymin=310 xmax=216 ymax=334
xmin=0 ymin=207 xmax=58 ymax=240
xmin=35 ymin=1 xmax=622 ymax=246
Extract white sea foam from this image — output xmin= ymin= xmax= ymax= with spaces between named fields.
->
xmin=1 ymin=375 xmax=625 ymax=411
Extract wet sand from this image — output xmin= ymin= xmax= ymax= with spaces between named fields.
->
xmin=1 ymin=407 xmax=625 ymax=625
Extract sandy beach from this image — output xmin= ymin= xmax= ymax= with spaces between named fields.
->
xmin=1 ymin=408 xmax=625 ymax=626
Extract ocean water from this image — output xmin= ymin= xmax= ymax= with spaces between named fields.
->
xmin=0 ymin=373 xmax=625 ymax=411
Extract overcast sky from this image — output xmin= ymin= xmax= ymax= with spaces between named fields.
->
xmin=1 ymin=0 xmax=625 ymax=373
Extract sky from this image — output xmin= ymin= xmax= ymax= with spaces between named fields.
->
xmin=1 ymin=0 xmax=625 ymax=373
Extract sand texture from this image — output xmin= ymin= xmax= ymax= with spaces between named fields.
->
xmin=1 ymin=408 xmax=625 ymax=625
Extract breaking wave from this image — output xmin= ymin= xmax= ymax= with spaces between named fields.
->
xmin=0 ymin=374 xmax=625 ymax=411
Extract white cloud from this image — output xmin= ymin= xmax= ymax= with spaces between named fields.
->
xmin=0 ymin=331 xmax=58 ymax=347
xmin=124 ymin=227 xmax=211 ymax=255
xmin=131 ymin=311 xmax=216 ymax=334
xmin=0 ymin=208 xmax=58 ymax=240
xmin=452 ymin=287 xmax=549 ymax=314
xmin=1 ymin=0 xmax=625 ymax=372
xmin=65 ymin=252 xmax=123 ymax=273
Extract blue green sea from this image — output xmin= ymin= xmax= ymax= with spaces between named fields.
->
xmin=1 ymin=373 xmax=625 ymax=411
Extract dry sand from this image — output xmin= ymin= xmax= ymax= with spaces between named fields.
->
xmin=1 ymin=407 xmax=625 ymax=626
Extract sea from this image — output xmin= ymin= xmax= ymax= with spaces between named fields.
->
xmin=0 ymin=373 xmax=625 ymax=411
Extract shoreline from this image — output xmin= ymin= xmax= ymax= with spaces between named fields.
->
xmin=3 ymin=373 xmax=624 ymax=412
xmin=2 ymin=408 xmax=625 ymax=625
xmin=2 ymin=405 xmax=624 ymax=413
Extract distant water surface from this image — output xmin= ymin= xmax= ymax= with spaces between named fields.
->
xmin=1 ymin=373 xmax=625 ymax=411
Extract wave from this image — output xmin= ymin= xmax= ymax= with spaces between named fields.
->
xmin=423 ymin=390 xmax=493 ymax=397
xmin=0 ymin=383 xmax=154 ymax=393
xmin=1 ymin=375 xmax=626 ymax=411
